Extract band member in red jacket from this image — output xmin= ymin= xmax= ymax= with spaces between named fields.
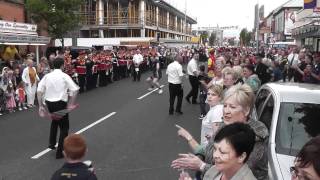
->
xmin=75 ymin=51 xmax=87 ymax=93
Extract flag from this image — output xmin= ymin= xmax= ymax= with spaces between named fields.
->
xmin=304 ymin=0 xmax=317 ymax=9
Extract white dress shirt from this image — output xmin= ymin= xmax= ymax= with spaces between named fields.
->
xmin=287 ymin=53 xmax=299 ymax=65
xmin=187 ymin=58 xmax=198 ymax=76
xmin=133 ymin=53 xmax=143 ymax=65
xmin=166 ymin=61 xmax=184 ymax=84
xmin=37 ymin=69 xmax=79 ymax=102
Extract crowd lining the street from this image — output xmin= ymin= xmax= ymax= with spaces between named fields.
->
xmin=0 ymin=44 xmax=320 ymax=179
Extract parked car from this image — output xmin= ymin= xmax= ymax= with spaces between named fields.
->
xmin=254 ymin=83 xmax=320 ymax=180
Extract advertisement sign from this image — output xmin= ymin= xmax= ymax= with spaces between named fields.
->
xmin=304 ymin=0 xmax=317 ymax=9
xmin=0 ymin=20 xmax=37 ymax=35
xmin=284 ymin=9 xmax=296 ymax=35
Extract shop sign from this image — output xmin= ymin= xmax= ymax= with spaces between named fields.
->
xmin=0 ymin=20 xmax=37 ymax=35
xmin=0 ymin=34 xmax=50 ymax=44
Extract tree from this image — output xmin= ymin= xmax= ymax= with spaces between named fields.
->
xmin=26 ymin=0 xmax=84 ymax=47
xmin=209 ymin=32 xmax=216 ymax=46
xmin=200 ymin=31 xmax=209 ymax=45
xmin=228 ymin=38 xmax=235 ymax=46
xmin=239 ymin=28 xmax=252 ymax=47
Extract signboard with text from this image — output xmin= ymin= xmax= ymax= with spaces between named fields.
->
xmin=0 ymin=20 xmax=37 ymax=35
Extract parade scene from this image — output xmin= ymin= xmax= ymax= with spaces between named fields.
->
xmin=0 ymin=0 xmax=320 ymax=179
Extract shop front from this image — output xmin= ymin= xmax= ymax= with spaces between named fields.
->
xmin=0 ymin=20 xmax=50 ymax=65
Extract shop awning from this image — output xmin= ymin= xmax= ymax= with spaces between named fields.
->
xmin=292 ymin=25 xmax=320 ymax=38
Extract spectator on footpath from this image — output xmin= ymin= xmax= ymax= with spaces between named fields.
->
xmin=178 ymin=123 xmax=257 ymax=180
xmin=198 ymin=64 xmax=211 ymax=119
xmin=254 ymin=53 xmax=270 ymax=85
xmin=166 ymin=55 xmax=184 ymax=115
xmin=51 ymin=134 xmax=97 ymax=180
xmin=243 ymin=64 xmax=261 ymax=93
xmin=291 ymin=135 xmax=320 ymax=180
xmin=270 ymin=61 xmax=283 ymax=82
xmin=1 ymin=45 xmax=21 ymax=66
xmin=22 ymin=59 xmax=39 ymax=108
xmin=171 ymin=84 xmax=269 ymax=180
xmin=37 ymin=57 xmax=79 ymax=159
xmin=186 ymin=52 xmax=200 ymax=104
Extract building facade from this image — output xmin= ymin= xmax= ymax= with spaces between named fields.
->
xmin=0 ymin=0 xmax=25 ymax=22
xmin=258 ymin=0 xmax=303 ymax=44
xmin=292 ymin=6 xmax=320 ymax=51
xmin=78 ymin=0 xmax=196 ymax=43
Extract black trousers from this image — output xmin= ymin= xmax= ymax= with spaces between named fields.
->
xmin=199 ymin=92 xmax=208 ymax=115
xmin=186 ymin=75 xmax=199 ymax=102
xmin=78 ymin=74 xmax=86 ymax=93
xmin=98 ymin=70 xmax=107 ymax=87
xmin=169 ymin=83 xmax=183 ymax=113
xmin=46 ymin=100 xmax=69 ymax=156
xmin=132 ymin=66 xmax=141 ymax=81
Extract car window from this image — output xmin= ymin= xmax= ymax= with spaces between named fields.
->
xmin=276 ymin=103 xmax=320 ymax=156
xmin=259 ymin=95 xmax=274 ymax=130
xmin=255 ymin=89 xmax=271 ymax=117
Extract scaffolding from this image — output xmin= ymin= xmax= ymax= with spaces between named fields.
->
xmin=78 ymin=0 xmax=193 ymax=38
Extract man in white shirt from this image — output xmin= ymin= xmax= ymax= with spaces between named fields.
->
xmin=37 ymin=57 xmax=79 ymax=159
xmin=166 ymin=55 xmax=184 ymax=115
xmin=186 ymin=52 xmax=200 ymax=104
xmin=287 ymin=47 xmax=299 ymax=82
xmin=132 ymin=49 xmax=144 ymax=81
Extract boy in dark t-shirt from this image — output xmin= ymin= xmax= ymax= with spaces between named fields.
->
xmin=51 ymin=134 xmax=97 ymax=180
xmin=198 ymin=64 xmax=211 ymax=119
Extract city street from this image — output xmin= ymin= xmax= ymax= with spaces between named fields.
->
xmin=0 ymin=70 xmax=201 ymax=180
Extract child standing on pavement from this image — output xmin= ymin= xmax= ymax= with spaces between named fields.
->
xmin=15 ymin=81 xmax=27 ymax=111
xmin=198 ymin=64 xmax=211 ymax=119
xmin=5 ymin=82 xmax=16 ymax=113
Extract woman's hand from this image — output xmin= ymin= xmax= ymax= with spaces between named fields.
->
xmin=178 ymin=171 xmax=192 ymax=180
xmin=175 ymin=124 xmax=193 ymax=142
xmin=171 ymin=153 xmax=203 ymax=171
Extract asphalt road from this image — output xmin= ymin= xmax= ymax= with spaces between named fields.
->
xmin=0 ymin=69 xmax=201 ymax=180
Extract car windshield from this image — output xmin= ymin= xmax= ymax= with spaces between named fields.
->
xmin=276 ymin=102 xmax=320 ymax=156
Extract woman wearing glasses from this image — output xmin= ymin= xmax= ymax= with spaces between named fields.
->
xmin=291 ymin=135 xmax=320 ymax=180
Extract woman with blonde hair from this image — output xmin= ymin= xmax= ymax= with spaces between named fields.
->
xmin=172 ymin=84 xmax=269 ymax=180
xmin=22 ymin=59 xmax=39 ymax=107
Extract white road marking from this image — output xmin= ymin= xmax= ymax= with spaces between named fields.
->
xmin=137 ymin=85 xmax=165 ymax=100
xmin=31 ymin=112 xmax=116 ymax=159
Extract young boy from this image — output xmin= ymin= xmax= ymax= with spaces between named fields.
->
xmin=198 ymin=64 xmax=211 ymax=119
xmin=51 ymin=134 xmax=97 ymax=180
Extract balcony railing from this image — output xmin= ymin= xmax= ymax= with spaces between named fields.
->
xmin=79 ymin=12 xmax=192 ymax=35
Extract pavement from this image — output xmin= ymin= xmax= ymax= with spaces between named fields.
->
xmin=0 ymin=69 xmax=201 ymax=180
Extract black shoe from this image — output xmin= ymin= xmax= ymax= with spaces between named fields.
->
xmin=56 ymin=153 xmax=64 ymax=159
xmin=192 ymin=101 xmax=198 ymax=104
xmin=48 ymin=145 xmax=56 ymax=150
xmin=185 ymin=97 xmax=191 ymax=104
xmin=175 ymin=111 xmax=183 ymax=115
xmin=169 ymin=111 xmax=174 ymax=115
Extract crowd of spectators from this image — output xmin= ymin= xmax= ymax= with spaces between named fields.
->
xmin=170 ymin=45 xmax=320 ymax=180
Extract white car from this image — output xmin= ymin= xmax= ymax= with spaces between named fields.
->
xmin=254 ymin=83 xmax=320 ymax=180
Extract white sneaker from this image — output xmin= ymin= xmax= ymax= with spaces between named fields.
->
xmin=23 ymin=106 xmax=28 ymax=110
xmin=147 ymin=87 xmax=154 ymax=91
xmin=158 ymin=89 xmax=163 ymax=94
xmin=19 ymin=108 xmax=22 ymax=111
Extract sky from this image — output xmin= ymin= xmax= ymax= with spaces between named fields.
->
xmin=164 ymin=0 xmax=290 ymax=37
